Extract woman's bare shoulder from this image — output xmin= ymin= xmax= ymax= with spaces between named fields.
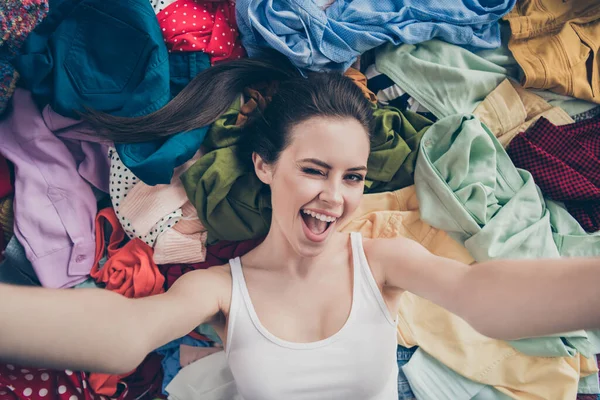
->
xmin=168 ymin=265 xmax=233 ymax=313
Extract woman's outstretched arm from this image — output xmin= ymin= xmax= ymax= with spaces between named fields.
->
xmin=0 ymin=267 xmax=229 ymax=374
xmin=368 ymin=237 xmax=600 ymax=340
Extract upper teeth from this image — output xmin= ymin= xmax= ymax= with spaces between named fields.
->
xmin=302 ymin=210 xmax=337 ymax=223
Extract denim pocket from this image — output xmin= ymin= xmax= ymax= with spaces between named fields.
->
xmin=64 ymin=4 xmax=149 ymax=94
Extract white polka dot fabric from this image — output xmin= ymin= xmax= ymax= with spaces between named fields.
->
xmin=149 ymin=0 xmax=178 ymax=14
xmin=0 ymin=363 xmax=111 ymax=400
xmin=109 ymin=148 xmax=182 ymax=247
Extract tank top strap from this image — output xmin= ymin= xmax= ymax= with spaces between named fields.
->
xmin=225 ymin=257 xmax=244 ymax=358
xmin=350 ymin=232 xmax=396 ymax=326
xmin=229 ymin=256 xmax=244 ymax=284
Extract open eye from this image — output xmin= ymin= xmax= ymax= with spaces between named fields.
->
xmin=303 ymin=168 xmax=326 ymax=176
xmin=345 ymin=174 xmax=365 ymax=182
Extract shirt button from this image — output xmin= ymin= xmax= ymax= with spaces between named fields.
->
xmin=75 ymin=255 xmax=86 ymax=263
xmin=424 ymin=139 xmax=433 ymax=148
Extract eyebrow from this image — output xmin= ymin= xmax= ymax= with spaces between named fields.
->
xmin=298 ymin=158 xmax=367 ymax=172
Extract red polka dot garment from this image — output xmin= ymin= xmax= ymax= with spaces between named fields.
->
xmin=0 ymin=364 xmax=121 ymax=400
xmin=157 ymin=0 xmax=246 ymax=63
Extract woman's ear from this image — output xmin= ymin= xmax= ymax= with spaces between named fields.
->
xmin=252 ymin=152 xmax=273 ymax=185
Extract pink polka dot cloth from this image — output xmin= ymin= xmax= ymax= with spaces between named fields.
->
xmin=0 ymin=364 xmax=126 ymax=400
xmin=157 ymin=0 xmax=246 ymax=63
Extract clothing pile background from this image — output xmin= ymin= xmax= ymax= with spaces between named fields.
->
xmin=1 ymin=0 xmax=600 ymax=399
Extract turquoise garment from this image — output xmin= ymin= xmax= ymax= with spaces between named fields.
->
xmin=414 ymin=114 xmax=600 ymax=359
xmin=402 ymin=349 xmax=512 ymax=400
xmin=375 ymin=26 xmax=519 ymax=119
xmin=115 ymin=52 xmax=211 ymax=185
xmin=15 ymin=0 xmax=170 ymax=119
xmin=15 ymin=0 xmax=210 ymax=186
xmin=169 ymin=52 xmax=211 ymax=97
xmin=115 ymin=126 xmax=208 ymax=186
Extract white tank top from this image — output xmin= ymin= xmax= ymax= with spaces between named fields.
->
xmin=226 ymin=232 xmax=399 ymax=400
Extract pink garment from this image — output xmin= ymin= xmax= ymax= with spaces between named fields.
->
xmin=153 ymin=202 xmax=208 ymax=264
xmin=119 ymin=151 xmax=207 ymax=265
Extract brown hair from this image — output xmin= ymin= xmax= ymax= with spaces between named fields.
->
xmin=83 ymin=53 xmax=373 ymax=165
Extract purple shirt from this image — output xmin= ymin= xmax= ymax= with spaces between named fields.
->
xmin=0 ymin=89 xmax=111 ymax=288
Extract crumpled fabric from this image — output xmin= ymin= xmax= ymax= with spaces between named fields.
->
xmin=0 ymin=363 xmax=117 ymax=400
xmin=114 ymin=49 xmax=211 ymax=186
xmin=88 ymin=208 xmax=165 ymax=396
xmin=90 ymin=208 xmax=165 ymax=298
xmin=157 ymin=0 xmax=245 ymax=63
xmin=0 ymin=0 xmax=48 ymax=114
xmin=0 ymin=354 xmax=165 ymax=400
xmin=236 ymin=0 xmax=515 ymax=71
xmin=181 ymin=143 xmax=272 ymax=243
xmin=473 ymin=78 xmax=574 ymax=147
xmin=344 ymin=67 xmax=377 ymax=103
xmin=366 ymin=106 xmax=431 ymax=193
xmin=155 ymin=336 xmax=211 ymax=395
xmin=374 ymin=27 xmax=519 ymax=120
xmin=0 ymin=89 xmax=110 ymax=289
xmin=14 ymin=0 xmax=169 ymax=119
xmin=414 ymin=114 xmax=600 ymax=360
xmin=507 ymin=116 xmax=600 ymax=233
xmin=415 ymin=114 xmax=600 ymax=260
xmin=87 ymin=353 xmax=165 ymax=398
xmin=91 ymin=239 xmax=162 ymax=296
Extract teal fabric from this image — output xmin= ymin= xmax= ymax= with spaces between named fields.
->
xmin=414 ymin=114 xmax=600 ymax=359
xmin=114 ymin=52 xmax=211 ymax=186
xmin=402 ymin=348 xmax=512 ymax=400
xmin=375 ymin=25 xmax=519 ymax=119
xmin=169 ymin=52 xmax=211 ymax=97
xmin=15 ymin=0 xmax=210 ymax=186
xmin=15 ymin=0 xmax=170 ymax=119
xmin=115 ymin=126 xmax=209 ymax=186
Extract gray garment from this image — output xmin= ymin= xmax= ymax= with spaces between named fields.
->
xmin=572 ymin=105 xmax=600 ymax=123
xmin=0 ymin=236 xmax=40 ymax=286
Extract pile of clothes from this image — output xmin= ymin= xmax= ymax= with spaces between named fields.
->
xmin=0 ymin=0 xmax=599 ymax=399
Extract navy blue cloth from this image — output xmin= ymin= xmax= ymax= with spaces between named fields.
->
xmin=236 ymin=0 xmax=516 ymax=72
xmin=114 ymin=52 xmax=211 ymax=185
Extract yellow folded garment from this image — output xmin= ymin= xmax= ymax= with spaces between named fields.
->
xmin=474 ymin=79 xmax=574 ymax=147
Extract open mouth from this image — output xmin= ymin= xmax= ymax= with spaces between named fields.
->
xmin=300 ymin=209 xmax=338 ymax=242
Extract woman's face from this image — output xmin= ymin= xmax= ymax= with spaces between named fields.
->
xmin=254 ymin=116 xmax=370 ymax=258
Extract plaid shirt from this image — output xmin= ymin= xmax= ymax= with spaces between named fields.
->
xmin=507 ymin=116 xmax=600 ymax=232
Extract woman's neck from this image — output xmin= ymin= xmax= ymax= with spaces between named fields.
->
xmin=243 ymin=223 xmax=346 ymax=278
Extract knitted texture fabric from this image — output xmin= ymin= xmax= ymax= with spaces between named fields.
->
xmin=0 ymin=0 xmax=48 ymax=114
